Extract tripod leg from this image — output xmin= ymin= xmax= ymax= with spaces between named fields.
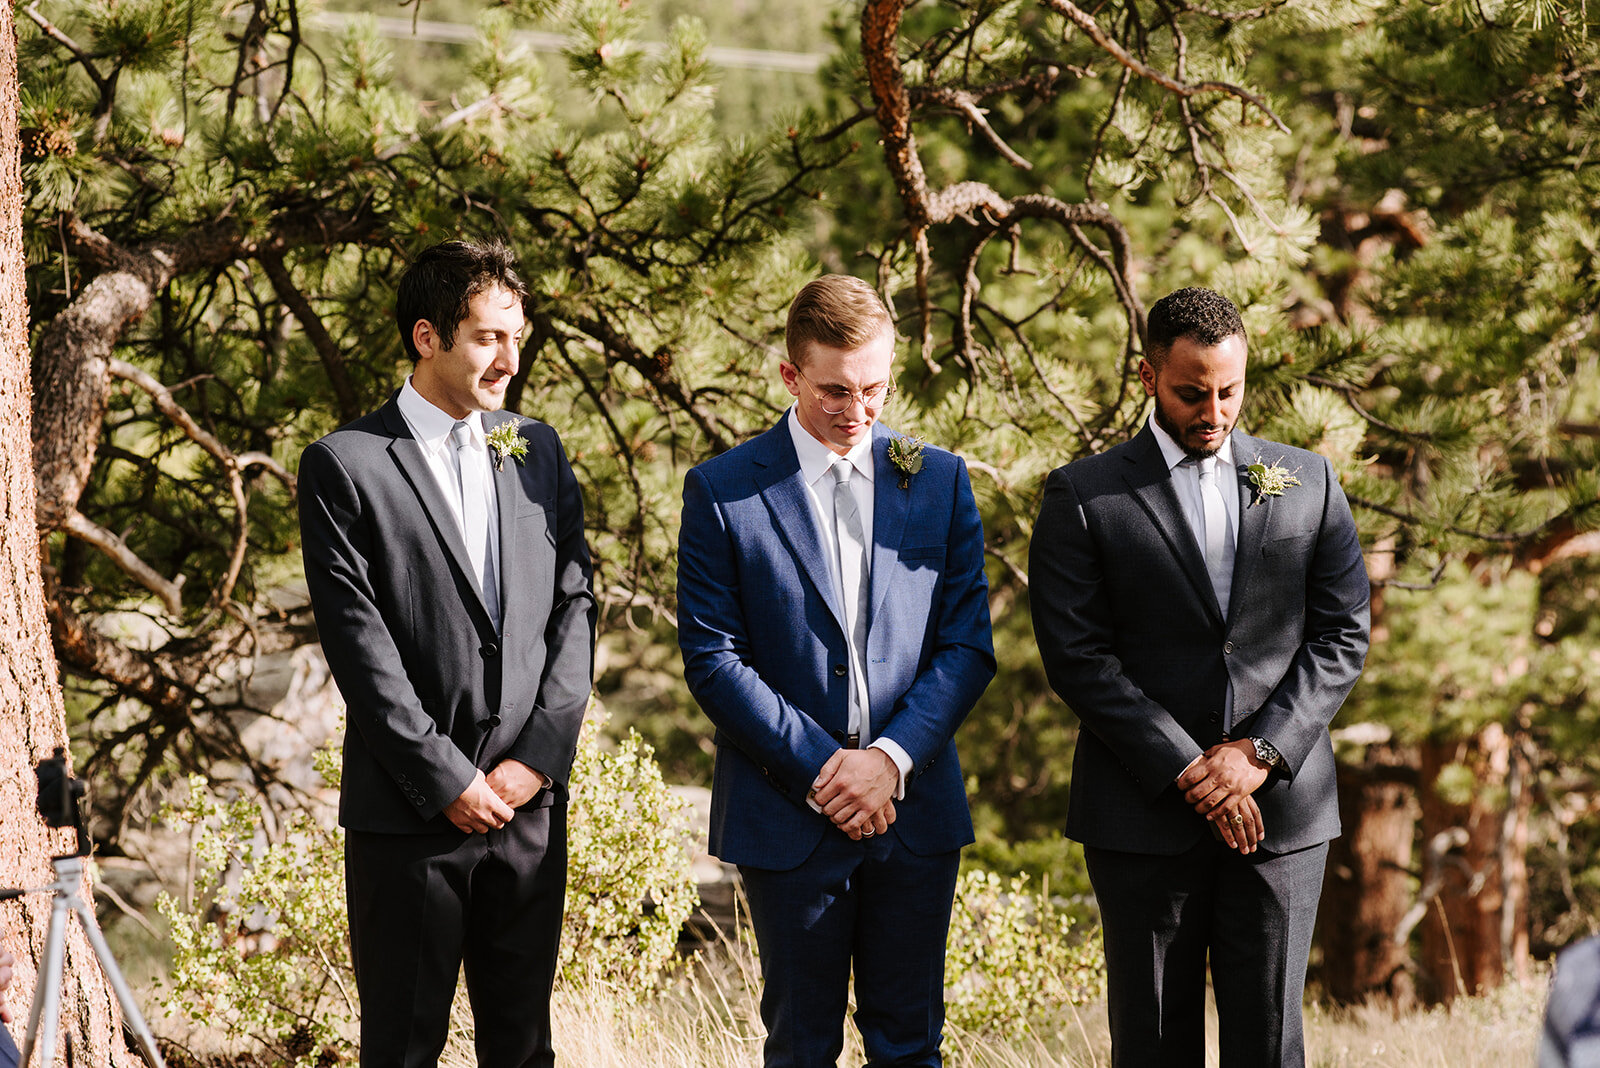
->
xmin=72 ymin=897 xmax=166 ymax=1068
xmin=21 ymin=890 xmax=69 ymax=1068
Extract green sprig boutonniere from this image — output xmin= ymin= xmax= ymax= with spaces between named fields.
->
xmin=486 ymin=419 xmax=529 ymax=471
xmin=888 ymin=434 xmax=925 ymax=490
xmin=1245 ymin=457 xmax=1301 ymax=505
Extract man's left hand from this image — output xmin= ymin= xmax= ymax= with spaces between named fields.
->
xmin=812 ymin=748 xmax=899 ymax=835
xmin=1177 ymin=739 xmax=1269 ymax=818
xmin=486 ymin=759 xmax=550 ymax=810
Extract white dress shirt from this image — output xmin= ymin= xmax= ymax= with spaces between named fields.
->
xmin=397 ymin=379 xmax=502 ymax=627
xmin=1149 ymin=416 xmax=1239 ymax=730
xmin=786 ymin=408 xmax=912 ymax=797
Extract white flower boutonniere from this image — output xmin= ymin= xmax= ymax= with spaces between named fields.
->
xmin=887 ymin=435 xmax=925 ymax=490
xmin=1244 ymin=457 xmax=1302 ymax=506
xmin=486 ymin=419 xmax=529 ymax=471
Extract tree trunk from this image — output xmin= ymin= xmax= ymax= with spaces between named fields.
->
xmin=1417 ymin=723 xmax=1532 ymax=1003
xmin=1319 ymin=732 xmax=1418 ymax=1007
xmin=0 ymin=10 xmax=140 ymax=1062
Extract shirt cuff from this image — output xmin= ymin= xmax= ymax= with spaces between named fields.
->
xmin=868 ymin=738 xmax=912 ymax=801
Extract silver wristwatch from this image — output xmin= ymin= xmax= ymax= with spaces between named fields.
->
xmin=1250 ymin=736 xmax=1283 ymax=769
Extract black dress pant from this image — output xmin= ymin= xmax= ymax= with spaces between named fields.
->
xmin=345 ymin=801 xmax=566 ymax=1068
xmin=1086 ymin=837 xmax=1329 ymax=1068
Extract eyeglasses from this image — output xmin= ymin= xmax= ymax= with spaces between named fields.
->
xmin=795 ymin=368 xmax=898 ymax=415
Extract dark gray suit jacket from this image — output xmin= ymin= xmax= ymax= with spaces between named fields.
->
xmin=1030 ymin=426 xmax=1370 ymax=855
xmin=299 ymin=396 xmax=596 ymax=834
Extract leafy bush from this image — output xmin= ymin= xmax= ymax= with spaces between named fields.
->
xmin=156 ymin=707 xmax=698 ymax=1064
xmin=560 ymin=706 xmax=700 ymax=1001
xmin=943 ymin=869 xmax=1106 ymax=1034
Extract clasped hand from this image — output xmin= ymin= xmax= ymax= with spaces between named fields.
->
xmin=1175 ymin=739 xmax=1270 ymax=854
xmin=811 ymin=748 xmax=898 ymax=841
xmin=443 ymin=759 xmax=549 ymax=833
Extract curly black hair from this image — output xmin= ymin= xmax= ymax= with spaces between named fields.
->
xmin=1144 ymin=287 xmax=1244 ymax=367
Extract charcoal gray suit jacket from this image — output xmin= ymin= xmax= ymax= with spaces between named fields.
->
xmin=299 ymin=395 xmax=595 ymax=833
xmin=1029 ymin=425 xmax=1370 ymax=855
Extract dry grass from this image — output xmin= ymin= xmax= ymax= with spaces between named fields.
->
xmin=436 ymin=949 xmax=1546 ymax=1068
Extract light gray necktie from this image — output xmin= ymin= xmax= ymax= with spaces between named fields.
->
xmin=451 ymin=421 xmax=499 ymax=627
xmin=830 ymin=460 xmax=871 ymax=739
xmin=1196 ymin=456 xmax=1232 ymax=619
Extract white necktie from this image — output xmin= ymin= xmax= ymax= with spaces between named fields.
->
xmin=1197 ymin=456 xmax=1231 ymax=618
xmin=451 ymin=421 xmax=499 ymax=628
xmin=831 ymin=460 xmax=870 ymax=740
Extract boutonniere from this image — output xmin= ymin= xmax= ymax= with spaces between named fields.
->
xmin=1244 ymin=457 xmax=1302 ymax=505
xmin=887 ymin=434 xmax=925 ymax=490
xmin=486 ymin=419 xmax=529 ymax=471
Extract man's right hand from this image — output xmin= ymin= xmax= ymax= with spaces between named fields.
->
xmin=443 ymin=770 xmax=515 ymax=833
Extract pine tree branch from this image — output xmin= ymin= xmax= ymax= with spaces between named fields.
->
xmin=256 ymin=251 xmax=362 ymax=423
xmin=61 ymin=510 xmax=185 ymax=615
xmin=1038 ymin=0 xmax=1289 ymax=133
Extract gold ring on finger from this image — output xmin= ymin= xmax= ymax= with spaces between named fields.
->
xmin=1229 ymin=814 xmax=1244 ymax=826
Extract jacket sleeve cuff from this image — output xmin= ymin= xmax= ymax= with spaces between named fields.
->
xmin=868 ymin=738 xmax=913 ymax=800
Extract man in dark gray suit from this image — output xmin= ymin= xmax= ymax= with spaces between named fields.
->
xmin=1029 ymin=287 xmax=1370 ymax=1067
xmin=299 ymin=240 xmax=595 ymax=1068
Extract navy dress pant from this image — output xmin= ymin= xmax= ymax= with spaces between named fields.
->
xmin=740 ymin=829 xmax=960 ymax=1068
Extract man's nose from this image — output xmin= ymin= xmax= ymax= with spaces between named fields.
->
xmin=496 ymin=340 xmax=520 ymax=376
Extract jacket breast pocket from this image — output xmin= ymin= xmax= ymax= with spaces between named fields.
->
xmin=1262 ymin=530 xmax=1317 ymax=557
xmin=898 ymin=544 xmax=946 ymax=568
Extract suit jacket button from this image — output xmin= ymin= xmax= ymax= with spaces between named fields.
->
xmin=833 ymin=664 xmax=847 ymax=677
xmin=1223 ymin=641 xmax=1234 ymax=654
xmin=1209 ymin=712 xmax=1221 ymax=723
xmin=488 ymin=714 xmax=502 ymax=727
xmin=481 ymin=643 xmax=499 ymax=658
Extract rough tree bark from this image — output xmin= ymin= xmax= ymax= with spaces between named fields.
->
xmin=1319 ymin=733 xmax=1419 ymax=1007
xmin=1417 ymin=724 xmax=1532 ymax=1003
xmin=0 ymin=6 xmax=141 ymax=1062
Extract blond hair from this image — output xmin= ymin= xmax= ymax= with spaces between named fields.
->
xmin=785 ymin=275 xmax=894 ymax=365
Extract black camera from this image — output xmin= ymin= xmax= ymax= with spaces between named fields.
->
xmin=36 ymin=746 xmax=88 ymax=853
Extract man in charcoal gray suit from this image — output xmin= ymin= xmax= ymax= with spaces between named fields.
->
xmin=1029 ymin=287 xmax=1370 ymax=1067
xmin=300 ymin=239 xmax=595 ymax=1068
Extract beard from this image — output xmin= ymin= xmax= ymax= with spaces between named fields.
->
xmin=1153 ymin=396 xmax=1234 ymax=460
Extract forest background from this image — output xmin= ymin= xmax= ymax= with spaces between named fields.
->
xmin=1 ymin=0 xmax=1599 ymax=1062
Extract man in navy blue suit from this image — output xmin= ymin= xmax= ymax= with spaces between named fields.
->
xmin=677 ymin=274 xmax=995 ymax=1067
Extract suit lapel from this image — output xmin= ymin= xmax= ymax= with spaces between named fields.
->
xmin=1228 ymin=431 xmax=1271 ymax=623
xmin=753 ymin=424 xmax=847 ymax=633
xmin=488 ymin=411 xmax=527 ymax=639
xmin=1121 ymin=426 xmax=1224 ymax=625
xmin=380 ymin=399 xmax=493 ymax=625
xmin=868 ymin=428 xmax=907 ymax=627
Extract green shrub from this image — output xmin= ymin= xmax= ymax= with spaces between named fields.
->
xmin=560 ymin=705 xmax=700 ymax=1001
xmin=943 ymin=869 xmax=1106 ymax=1035
xmin=156 ymin=705 xmax=698 ymax=1064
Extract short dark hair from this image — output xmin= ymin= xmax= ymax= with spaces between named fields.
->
xmin=396 ymin=240 xmax=529 ymax=360
xmin=1145 ymin=287 xmax=1245 ymax=368
xmin=785 ymin=275 xmax=894 ymax=366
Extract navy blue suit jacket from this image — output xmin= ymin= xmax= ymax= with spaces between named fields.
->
xmin=677 ymin=420 xmax=996 ymax=871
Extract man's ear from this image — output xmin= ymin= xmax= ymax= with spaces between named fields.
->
xmin=1138 ymin=358 xmax=1157 ymax=398
xmin=412 ymin=319 xmax=439 ymax=360
xmin=778 ymin=360 xmax=802 ymax=398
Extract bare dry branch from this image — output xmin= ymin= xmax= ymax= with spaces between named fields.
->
xmin=62 ymin=510 xmax=185 ymax=616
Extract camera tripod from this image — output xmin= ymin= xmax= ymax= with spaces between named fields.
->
xmin=1 ymin=749 xmax=166 ymax=1067
xmin=2 ymin=853 xmax=167 ymax=1068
